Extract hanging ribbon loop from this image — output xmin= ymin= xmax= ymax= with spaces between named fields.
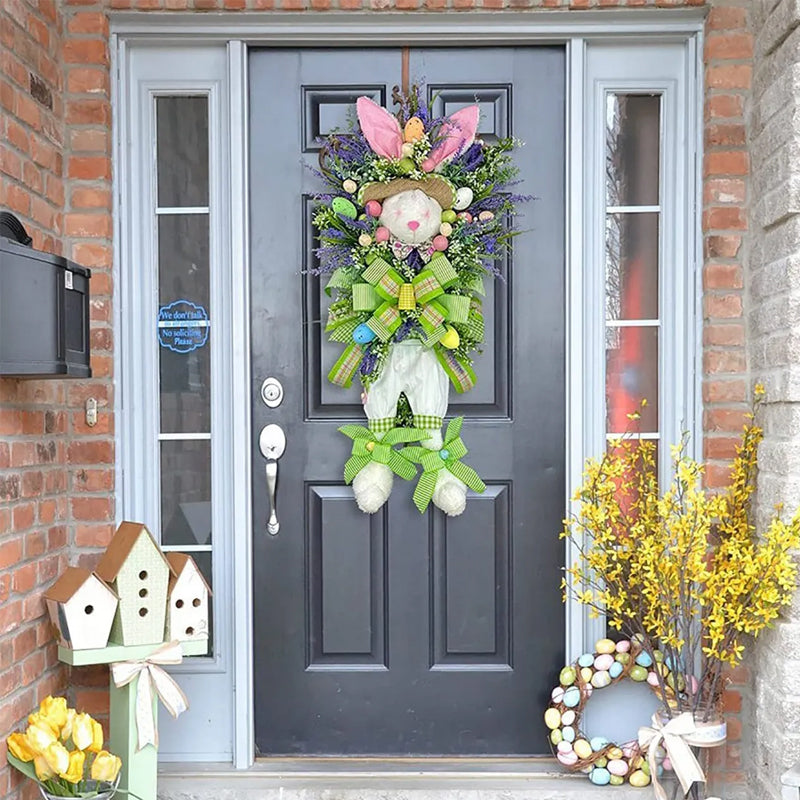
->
xmin=110 ymin=641 xmax=189 ymax=751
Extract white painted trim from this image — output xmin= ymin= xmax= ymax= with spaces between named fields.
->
xmin=156 ymin=206 xmax=210 ymax=215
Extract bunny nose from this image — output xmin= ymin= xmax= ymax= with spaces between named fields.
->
xmin=407 ymin=220 xmax=420 ymax=231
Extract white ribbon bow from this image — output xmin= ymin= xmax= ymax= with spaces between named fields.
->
xmin=638 ymin=711 xmax=725 ymax=800
xmin=111 ymin=641 xmax=189 ymax=751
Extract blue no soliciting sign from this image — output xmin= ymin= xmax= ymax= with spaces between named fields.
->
xmin=158 ymin=300 xmax=210 ymax=353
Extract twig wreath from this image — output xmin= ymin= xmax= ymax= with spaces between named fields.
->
xmin=545 ymin=637 xmax=678 ymax=787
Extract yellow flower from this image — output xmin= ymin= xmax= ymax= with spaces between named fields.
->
xmin=27 ymin=713 xmax=59 ymax=740
xmin=38 ymin=697 xmax=69 ymax=731
xmin=25 ymin=722 xmax=57 ymax=755
xmin=7 ymin=732 xmax=36 ymax=762
xmin=59 ymin=749 xmax=86 ymax=784
xmin=72 ymin=713 xmax=94 ymax=751
xmin=88 ymin=720 xmax=104 ymax=754
xmin=61 ymin=708 xmax=77 ymax=742
xmin=42 ymin=741 xmax=70 ymax=776
xmin=34 ymin=755 xmax=55 ymax=781
xmin=90 ymin=751 xmax=122 ymax=783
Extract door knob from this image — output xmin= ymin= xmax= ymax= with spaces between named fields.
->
xmin=259 ymin=424 xmax=286 ymax=535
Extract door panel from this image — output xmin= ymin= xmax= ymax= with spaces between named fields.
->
xmin=250 ymin=46 xmax=566 ymax=756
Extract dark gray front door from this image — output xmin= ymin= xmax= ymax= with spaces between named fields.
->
xmin=249 ymin=46 xmax=566 ymax=756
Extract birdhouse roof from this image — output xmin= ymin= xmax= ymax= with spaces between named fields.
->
xmin=44 ymin=567 xmax=118 ymax=604
xmin=166 ymin=552 xmax=213 ymax=596
xmin=96 ymin=521 xmax=175 ymax=583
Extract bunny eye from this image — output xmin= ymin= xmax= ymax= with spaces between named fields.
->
xmin=394 ymin=209 xmax=401 ymax=217
xmin=423 ymin=210 xmax=430 ymax=218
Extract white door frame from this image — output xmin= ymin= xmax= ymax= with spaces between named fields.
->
xmin=111 ymin=12 xmax=704 ymax=768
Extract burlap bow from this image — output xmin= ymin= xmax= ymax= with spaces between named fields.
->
xmin=638 ymin=711 xmax=726 ymax=800
xmin=111 ymin=641 xmax=189 ymax=751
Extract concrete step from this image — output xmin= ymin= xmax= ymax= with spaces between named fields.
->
xmin=157 ymin=760 xmax=652 ymax=800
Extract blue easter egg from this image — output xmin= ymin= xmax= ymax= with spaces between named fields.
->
xmin=635 ymin=651 xmax=653 ymax=668
xmin=562 ymin=687 xmax=581 ymax=708
xmin=590 ymin=768 xmax=611 ymax=786
xmin=578 ymin=653 xmax=594 ymax=668
xmin=590 ymin=736 xmax=609 ymax=752
xmin=562 ymin=726 xmax=575 ymax=743
xmin=353 ymin=324 xmax=376 ymax=345
xmin=609 ymin=661 xmax=624 ymax=679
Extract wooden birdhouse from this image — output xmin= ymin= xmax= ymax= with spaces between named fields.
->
xmin=166 ymin=553 xmax=211 ymax=651
xmin=44 ymin=567 xmax=118 ymax=650
xmin=96 ymin=521 xmax=175 ymax=646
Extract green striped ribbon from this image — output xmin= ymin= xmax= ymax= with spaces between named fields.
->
xmin=436 ymin=348 xmax=477 ymax=393
xmin=403 ymin=417 xmax=486 ymax=513
xmin=338 ymin=425 xmax=430 ymax=484
xmin=465 ymin=274 xmax=486 ymax=296
xmin=428 ymin=254 xmax=459 ymax=288
xmin=437 ymin=295 xmax=471 ymax=325
xmin=361 ymin=255 xmax=392 ymax=284
xmin=324 ymin=268 xmax=352 ymax=297
xmin=352 ymin=283 xmax=379 ymax=311
xmin=328 ymin=343 xmax=364 ymax=388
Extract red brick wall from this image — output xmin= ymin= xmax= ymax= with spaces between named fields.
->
xmin=0 ymin=0 xmax=751 ymax=798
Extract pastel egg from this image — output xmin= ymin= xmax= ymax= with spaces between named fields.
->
xmin=573 ymin=739 xmax=592 ymax=760
xmin=353 ymin=324 xmax=376 ymax=345
xmin=590 ymin=736 xmax=609 ymax=752
xmin=622 ymin=745 xmax=636 ymax=759
xmin=559 ymin=666 xmax=576 ymax=686
xmin=609 ymin=661 xmax=624 ymax=679
xmin=454 ymin=186 xmax=474 ymax=211
xmin=556 ymin=740 xmax=573 ymax=754
xmin=561 ymin=710 xmax=575 ymax=726
xmin=630 ymin=665 xmax=648 ymax=682
xmin=439 ymin=222 xmax=453 ymax=237
xmin=358 ymin=233 xmax=372 ymax=247
xmin=332 ymin=197 xmax=357 ymax=218
xmin=616 ymin=640 xmax=631 ymax=653
xmin=404 ymin=116 xmax=425 ymax=143
xmin=561 ymin=726 xmax=575 ymax=743
xmin=589 ymin=767 xmax=611 ymax=786
xmin=662 ymin=757 xmax=672 ymax=772
xmin=608 ymin=759 xmax=628 ymax=776
xmin=640 ymin=761 xmax=651 ymax=776
xmin=457 ymin=211 xmax=473 ymax=223
xmin=580 ymin=667 xmax=593 ymax=683
xmin=629 ymin=770 xmax=651 ymax=787
xmin=342 ymin=178 xmax=357 ymax=194
xmin=591 ymin=670 xmax=611 ymax=689
xmin=478 ymin=210 xmax=495 ymax=222
xmin=635 ymin=651 xmax=653 ymax=668
xmin=614 ymin=652 xmax=631 ymax=664
xmin=398 ymin=157 xmax=416 ymax=174
xmin=609 ymin=775 xmax=624 ymax=786
xmin=577 ymin=653 xmax=594 ymax=668
xmin=365 ymin=200 xmax=383 ymax=217
xmin=607 ymin=746 xmax=623 ymax=760
xmin=593 ymin=654 xmax=614 ymax=671
xmin=549 ymin=728 xmax=562 ymax=746
xmin=440 ymin=327 xmax=460 ymax=349
xmin=647 ymin=671 xmax=660 ymax=687
xmin=551 ymin=686 xmax=565 ymax=703
xmin=632 ymin=633 xmax=645 ymax=645
xmin=441 ymin=209 xmax=457 ymax=224
xmin=375 ymin=226 xmax=391 ymax=243
xmin=544 ymin=708 xmax=561 ymax=730
xmin=595 ymin=638 xmax=616 ymax=655
xmin=557 ymin=750 xmax=578 ymax=767
xmin=401 ymin=142 xmax=415 ymax=158
xmin=562 ymin=687 xmax=581 ymax=708
xmin=594 ymin=757 xmax=607 ymax=768
xmin=432 ymin=235 xmax=449 ymax=252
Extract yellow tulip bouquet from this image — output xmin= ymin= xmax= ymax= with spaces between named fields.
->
xmin=6 ymin=696 xmax=122 ymax=798
xmin=562 ymin=388 xmax=800 ymax=719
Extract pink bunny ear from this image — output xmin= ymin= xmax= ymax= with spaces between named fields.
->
xmin=356 ymin=96 xmax=403 ymax=160
xmin=426 ymin=105 xmax=480 ymax=170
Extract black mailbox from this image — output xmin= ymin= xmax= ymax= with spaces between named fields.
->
xmin=0 ymin=216 xmax=92 ymax=379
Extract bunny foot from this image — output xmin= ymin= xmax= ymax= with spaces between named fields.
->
xmin=432 ymin=470 xmax=468 ymax=516
xmin=352 ymin=461 xmax=394 ymax=513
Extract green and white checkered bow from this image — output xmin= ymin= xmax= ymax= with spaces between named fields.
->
xmin=403 ymin=417 xmax=486 ymax=513
xmin=339 ymin=425 xmax=429 ymax=484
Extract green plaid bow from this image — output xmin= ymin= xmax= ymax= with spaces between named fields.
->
xmin=403 ymin=417 xmax=486 ymax=513
xmin=339 ymin=425 xmax=429 ymax=484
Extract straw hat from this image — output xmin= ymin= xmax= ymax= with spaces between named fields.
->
xmin=358 ymin=177 xmax=456 ymax=210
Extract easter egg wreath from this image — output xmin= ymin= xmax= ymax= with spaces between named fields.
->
xmin=545 ymin=637 xmax=680 ymax=788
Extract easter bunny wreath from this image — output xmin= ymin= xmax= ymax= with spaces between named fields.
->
xmin=312 ymin=88 xmax=527 ymax=516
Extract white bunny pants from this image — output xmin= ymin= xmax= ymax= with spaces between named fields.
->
xmin=353 ymin=340 xmax=467 ymax=515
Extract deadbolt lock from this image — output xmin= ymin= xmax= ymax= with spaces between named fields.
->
xmin=261 ymin=377 xmax=284 ymax=408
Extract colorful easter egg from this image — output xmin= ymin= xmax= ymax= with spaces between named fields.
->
xmin=561 ymin=726 xmax=575 ymax=743
xmin=551 ymin=686 xmax=565 ymax=703
xmin=441 ymin=209 xmax=457 ymax=224
xmin=332 ymin=197 xmax=357 ymax=218
xmin=577 ymin=653 xmax=594 ymax=668
xmin=573 ymin=739 xmax=592 ymax=760
xmin=439 ymin=222 xmax=453 ymax=237
xmin=358 ymin=234 xmax=372 ymax=247
xmin=561 ymin=709 xmax=575 ymax=726
xmin=432 ymin=235 xmax=449 ymax=251
xmin=589 ymin=767 xmax=610 ymax=786
xmin=647 ymin=671 xmax=660 ymax=687
xmin=635 ymin=651 xmax=653 ymax=668
xmin=580 ymin=667 xmax=593 ymax=683
xmin=342 ymin=179 xmax=357 ymax=194
xmin=607 ymin=747 xmax=623 ymax=760
xmin=630 ymin=665 xmax=648 ymax=682
xmin=629 ymin=770 xmax=651 ymax=787
xmin=595 ymin=757 xmax=607 ymax=768
xmin=440 ymin=327 xmax=460 ymax=349
xmin=478 ymin=210 xmax=495 ymax=222
xmin=559 ymin=666 xmax=576 ymax=686
xmin=454 ymin=186 xmax=473 ymax=210
xmin=404 ymin=117 xmax=425 ymax=143
xmin=401 ymin=142 xmax=415 ymax=158
xmin=590 ymin=736 xmax=609 ymax=752
xmin=615 ymin=652 xmax=631 ymax=665
xmin=562 ymin=687 xmax=581 ymax=708
xmin=353 ymin=324 xmax=376 ymax=345
xmin=375 ymin=226 xmax=391 ymax=243
xmin=398 ymin=157 xmax=416 ymax=174
xmin=595 ymin=638 xmax=616 ymax=655
xmin=556 ymin=740 xmax=573 ymax=754
xmin=593 ymin=654 xmax=614 ymax=671
xmin=591 ymin=671 xmax=611 ymax=689
xmin=609 ymin=775 xmax=624 ymax=786
xmin=365 ymin=200 xmax=383 ymax=217
xmin=609 ymin=661 xmax=624 ymax=679
xmin=550 ymin=728 xmax=562 ymax=746
xmin=544 ymin=708 xmax=562 ymax=730
xmin=557 ymin=750 xmax=578 ymax=767
xmin=457 ymin=211 xmax=473 ymax=223
xmin=608 ymin=759 xmax=628 ymax=777
xmin=616 ymin=640 xmax=631 ymax=653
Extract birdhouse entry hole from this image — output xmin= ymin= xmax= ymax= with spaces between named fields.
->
xmin=139 ymin=607 xmax=148 ymax=617
xmin=139 ymin=588 xmax=147 ymax=598
xmin=139 ymin=570 xmax=148 ymax=580
xmin=176 ymin=599 xmax=184 ymax=609
xmin=193 ymin=598 xmax=201 ymax=607
xmin=186 ymin=627 xmax=194 ymax=635
xmin=84 ymin=605 xmax=94 ymax=615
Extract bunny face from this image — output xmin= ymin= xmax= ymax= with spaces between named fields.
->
xmin=379 ymin=189 xmax=443 ymax=245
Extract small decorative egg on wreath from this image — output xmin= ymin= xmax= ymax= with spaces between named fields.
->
xmin=545 ymin=637 xmax=681 ymax=787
